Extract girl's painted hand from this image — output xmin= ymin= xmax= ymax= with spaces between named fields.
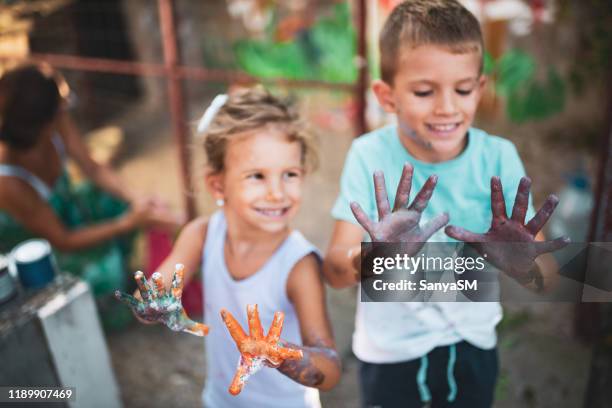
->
xmin=115 ymin=264 xmax=209 ymax=337
xmin=350 ymin=163 xmax=449 ymax=253
xmin=445 ymin=177 xmax=570 ymax=287
xmin=220 ymin=305 xmax=303 ymax=395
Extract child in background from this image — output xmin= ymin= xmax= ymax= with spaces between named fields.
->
xmin=0 ymin=64 xmax=178 ymax=329
xmin=323 ymin=1 xmax=568 ymax=407
xmin=119 ymin=88 xmax=341 ymax=407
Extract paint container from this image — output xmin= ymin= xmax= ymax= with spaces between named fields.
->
xmin=11 ymin=239 xmax=58 ymax=290
xmin=0 ymin=255 xmax=17 ymax=303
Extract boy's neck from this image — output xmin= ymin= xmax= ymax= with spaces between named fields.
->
xmin=397 ymin=127 xmax=468 ymax=163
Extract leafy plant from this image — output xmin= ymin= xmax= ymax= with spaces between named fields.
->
xmin=233 ymin=2 xmax=357 ymax=83
xmin=487 ymin=49 xmax=566 ymax=123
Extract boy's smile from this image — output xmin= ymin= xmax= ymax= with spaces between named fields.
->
xmin=374 ymin=44 xmax=486 ymax=163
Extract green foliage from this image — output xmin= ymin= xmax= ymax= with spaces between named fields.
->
xmin=497 ymin=309 xmax=531 ymax=333
xmin=494 ymin=50 xmax=536 ymax=97
xmin=487 ymin=49 xmax=566 ymax=123
xmin=494 ymin=371 xmax=510 ymax=401
xmin=308 ymin=3 xmax=357 ymax=83
xmin=507 ymin=67 xmax=566 ymax=122
xmin=234 ymin=40 xmax=313 ymax=80
xmin=559 ymin=0 xmax=611 ymax=95
xmin=233 ymin=2 xmax=357 ymax=83
xmin=483 ymin=51 xmax=496 ymax=76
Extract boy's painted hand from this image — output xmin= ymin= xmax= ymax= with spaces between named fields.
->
xmin=350 ymin=163 xmax=449 ymax=253
xmin=114 ymin=264 xmax=209 ymax=337
xmin=221 ymin=304 xmax=303 ymax=395
xmin=445 ymin=177 xmax=570 ymax=286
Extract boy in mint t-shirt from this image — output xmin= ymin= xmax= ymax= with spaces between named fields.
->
xmin=323 ymin=1 xmax=569 ymax=407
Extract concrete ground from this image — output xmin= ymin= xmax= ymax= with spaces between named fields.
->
xmin=103 ymin=90 xmax=595 ymax=407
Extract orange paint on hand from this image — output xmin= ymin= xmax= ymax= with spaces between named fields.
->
xmin=220 ymin=304 xmax=303 ymax=395
xmin=228 ymin=360 xmax=252 ymax=395
xmin=185 ymin=320 xmax=210 ymax=336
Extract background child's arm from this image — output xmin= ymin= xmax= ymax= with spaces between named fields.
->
xmin=58 ymin=111 xmax=181 ymax=230
xmin=0 ymin=179 xmax=156 ymax=251
xmin=322 ymin=220 xmax=363 ymax=289
xmin=278 ymin=253 xmax=341 ymax=391
xmin=57 ymin=111 xmax=134 ymax=203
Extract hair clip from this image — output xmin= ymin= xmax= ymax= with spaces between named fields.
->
xmin=197 ymin=94 xmax=229 ymax=133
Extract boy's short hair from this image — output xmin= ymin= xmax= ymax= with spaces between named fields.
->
xmin=200 ymin=86 xmax=318 ymax=173
xmin=380 ymin=0 xmax=484 ymax=84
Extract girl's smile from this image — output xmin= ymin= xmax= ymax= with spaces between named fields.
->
xmin=207 ymin=125 xmax=304 ymax=236
xmin=253 ymin=206 xmax=292 ymax=218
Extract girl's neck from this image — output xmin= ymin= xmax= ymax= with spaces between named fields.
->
xmin=223 ymin=210 xmax=290 ymax=254
xmin=222 ymin=210 xmax=291 ymax=281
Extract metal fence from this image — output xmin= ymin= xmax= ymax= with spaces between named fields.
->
xmin=0 ymin=0 xmax=368 ymax=218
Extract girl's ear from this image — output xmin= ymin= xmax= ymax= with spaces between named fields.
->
xmin=204 ymin=170 xmax=224 ymax=200
xmin=372 ymin=79 xmax=396 ymax=113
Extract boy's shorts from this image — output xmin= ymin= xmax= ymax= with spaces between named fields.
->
xmin=359 ymin=341 xmax=498 ymax=408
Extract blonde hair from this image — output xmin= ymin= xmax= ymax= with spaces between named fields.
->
xmin=200 ymin=87 xmax=318 ymax=173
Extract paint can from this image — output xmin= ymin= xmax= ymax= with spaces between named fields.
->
xmin=0 ymin=254 xmax=17 ymax=303
xmin=11 ymin=239 xmax=58 ymax=290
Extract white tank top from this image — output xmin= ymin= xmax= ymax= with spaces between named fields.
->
xmin=201 ymin=211 xmax=321 ymax=408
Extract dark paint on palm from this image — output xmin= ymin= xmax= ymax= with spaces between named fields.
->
xmin=350 ymin=162 xmax=449 ymax=250
xmin=445 ymin=176 xmax=570 ymax=288
xmin=351 ymin=165 xmax=569 ymax=289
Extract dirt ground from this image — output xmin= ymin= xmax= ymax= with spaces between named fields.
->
xmin=102 ymin=89 xmax=597 ymax=407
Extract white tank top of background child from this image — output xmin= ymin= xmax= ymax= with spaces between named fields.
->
xmin=201 ymin=210 xmax=322 ymax=408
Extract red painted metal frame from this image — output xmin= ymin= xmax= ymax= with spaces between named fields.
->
xmin=158 ymin=0 xmax=194 ymax=219
xmin=355 ymin=0 xmax=368 ymax=138
xmin=2 ymin=53 xmax=357 ymax=90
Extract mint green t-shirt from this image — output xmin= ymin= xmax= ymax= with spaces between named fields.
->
xmin=332 ymin=125 xmax=535 ymax=240
xmin=332 ymin=125 xmax=536 ymax=362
